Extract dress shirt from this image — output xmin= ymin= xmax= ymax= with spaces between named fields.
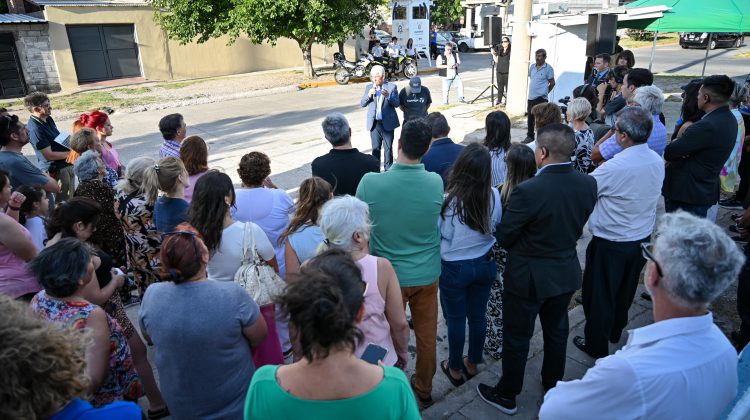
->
xmin=599 ymin=114 xmax=668 ymax=160
xmin=159 ymin=140 xmax=181 ymax=158
xmin=439 ymin=188 xmax=502 ymax=261
xmin=539 ymin=312 xmax=737 ymax=420
xmin=588 ymin=143 xmax=664 ymax=241
xmin=375 ymin=86 xmax=384 ymax=120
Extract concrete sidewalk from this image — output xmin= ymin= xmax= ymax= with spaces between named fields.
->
xmin=423 ymin=286 xmax=655 ymax=419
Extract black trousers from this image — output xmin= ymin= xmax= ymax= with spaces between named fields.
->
xmin=496 ymin=72 xmax=509 ymax=102
xmin=495 ymin=290 xmax=574 ymax=395
xmin=527 ymin=97 xmax=548 ymax=138
xmin=582 ymin=236 xmax=648 ymax=358
xmin=737 ymin=243 xmax=750 ymax=340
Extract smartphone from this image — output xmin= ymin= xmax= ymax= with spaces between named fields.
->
xmin=361 ymin=343 xmax=388 ymax=365
xmin=112 ymin=268 xmax=124 ymax=276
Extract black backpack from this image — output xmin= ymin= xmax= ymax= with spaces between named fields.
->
xmin=438 ymin=51 xmax=458 ymax=78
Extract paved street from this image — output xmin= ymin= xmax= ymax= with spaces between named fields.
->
xmin=633 ymin=41 xmax=750 ymax=77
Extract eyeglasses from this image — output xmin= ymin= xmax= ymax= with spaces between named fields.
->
xmin=640 ymin=242 xmax=663 ymax=277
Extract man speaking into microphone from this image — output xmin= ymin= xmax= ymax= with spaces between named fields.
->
xmin=361 ymin=65 xmax=400 ymax=170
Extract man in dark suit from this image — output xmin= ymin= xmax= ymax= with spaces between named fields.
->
xmin=477 ymin=123 xmax=598 ymax=415
xmin=360 ymin=65 xmax=400 ymax=170
xmin=662 ymin=75 xmax=737 ymax=217
xmin=312 ymin=112 xmax=379 ymax=196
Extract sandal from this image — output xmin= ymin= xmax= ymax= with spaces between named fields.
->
xmin=440 ymin=360 xmax=465 ymax=387
xmin=462 ymin=356 xmax=477 ymax=380
xmin=147 ymin=407 xmax=170 ymax=420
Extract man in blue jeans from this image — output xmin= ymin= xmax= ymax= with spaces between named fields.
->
xmin=436 ymin=42 xmax=464 ymax=105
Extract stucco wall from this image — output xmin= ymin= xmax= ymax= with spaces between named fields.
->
xmin=3 ymin=23 xmax=60 ymax=93
xmin=43 ymin=5 xmax=350 ymax=90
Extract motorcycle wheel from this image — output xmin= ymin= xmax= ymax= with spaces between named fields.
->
xmin=403 ymin=62 xmax=418 ymax=79
xmin=334 ymin=68 xmax=351 ymax=85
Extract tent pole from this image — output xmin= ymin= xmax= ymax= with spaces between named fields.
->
xmin=701 ymin=33 xmax=712 ymax=77
xmin=648 ymin=31 xmax=657 ymax=71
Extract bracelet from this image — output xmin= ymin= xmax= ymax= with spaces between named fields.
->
xmin=8 ymin=205 xmax=20 ymax=211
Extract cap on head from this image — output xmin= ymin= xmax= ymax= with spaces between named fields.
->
xmin=409 ymin=77 xmax=422 ymax=93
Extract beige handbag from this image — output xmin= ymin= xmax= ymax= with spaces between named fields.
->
xmin=233 ymin=222 xmax=286 ymax=306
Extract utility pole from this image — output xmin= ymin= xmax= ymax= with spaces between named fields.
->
xmin=506 ymin=0 xmax=533 ymax=116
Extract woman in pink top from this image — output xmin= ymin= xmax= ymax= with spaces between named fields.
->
xmin=179 ymin=136 xmax=209 ymax=202
xmin=79 ymin=111 xmax=121 ymax=175
xmin=317 ymin=195 xmax=409 ymax=368
xmin=0 ymin=170 xmax=41 ymax=300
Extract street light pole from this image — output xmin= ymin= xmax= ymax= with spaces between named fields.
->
xmin=506 ymin=0 xmax=533 ymax=116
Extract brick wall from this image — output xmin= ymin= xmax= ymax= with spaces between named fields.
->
xmin=5 ymin=23 xmax=61 ymax=94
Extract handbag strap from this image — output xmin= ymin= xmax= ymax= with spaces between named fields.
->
xmin=241 ymin=222 xmax=261 ymax=265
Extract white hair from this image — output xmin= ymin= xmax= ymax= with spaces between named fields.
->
xmin=370 ymin=65 xmax=385 ymax=78
xmin=74 ymin=150 xmax=103 ymax=182
xmin=116 ymin=156 xmax=155 ymax=195
xmin=633 ymin=85 xmax=664 ymax=115
xmin=654 ymin=211 xmax=745 ymax=311
xmin=567 ymin=97 xmax=591 ymax=122
xmin=317 ymin=195 xmax=372 ymax=254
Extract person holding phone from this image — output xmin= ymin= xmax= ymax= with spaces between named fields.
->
xmin=244 ymin=249 xmax=420 ymax=419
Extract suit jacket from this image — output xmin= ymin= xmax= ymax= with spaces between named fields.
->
xmin=662 ymin=106 xmax=737 ymax=205
xmin=421 ymin=137 xmax=464 ymax=186
xmin=496 ymin=163 xmax=597 ymax=300
xmin=361 ymin=82 xmax=400 ymax=132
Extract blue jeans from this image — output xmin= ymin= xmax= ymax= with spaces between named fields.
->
xmin=439 ymin=253 xmax=495 ymax=371
xmin=442 ymin=74 xmax=464 ymax=104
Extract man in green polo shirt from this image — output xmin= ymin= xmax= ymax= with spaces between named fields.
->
xmin=356 ymin=118 xmax=443 ymax=408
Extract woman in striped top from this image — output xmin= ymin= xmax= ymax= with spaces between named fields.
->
xmin=483 ymin=111 xmax=512 ymax=187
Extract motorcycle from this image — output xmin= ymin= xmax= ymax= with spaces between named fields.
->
xmin=333 ymin=52 xmax=376 ymax=85
xmin=383 ymin=53 xmax=418 ymax=81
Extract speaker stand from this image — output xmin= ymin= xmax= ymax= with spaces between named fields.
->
xmin=470 ymin=59 xmax=497 ymax=105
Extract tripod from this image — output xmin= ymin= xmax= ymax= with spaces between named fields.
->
xmin=470 ymin=57 xmax=498 ymax=105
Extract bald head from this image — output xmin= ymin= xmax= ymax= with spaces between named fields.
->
xmin=536 ymin=123 xmax=576 ymax=163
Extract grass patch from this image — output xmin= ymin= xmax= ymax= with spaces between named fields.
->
xmin=50 ymin=91 xmax=160 ymax=113
xmin=620 ymin=33 xmax=679 ymax=50
xmin=113 ymin=86 xmax=152 ymax=94
xmin=159 ymin=80 xmax=206 ymax=90
xmin=736 ymin=51 xmax=750 ymax=59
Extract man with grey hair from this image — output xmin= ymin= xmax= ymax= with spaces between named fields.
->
xmin=312 ymin=113 xmax=379 ymax=196
xmin=360 ymin=65 xmax=400 ymax=170
xmin=593 ymin=85 xmax=668 ymax=163
xmin=478 ymin=123 xmax=597 ymax=415
xmin=541 ymin=211 xmax=743 ymax=419
xmin=574 ymin=107 xmax=665 ymax=359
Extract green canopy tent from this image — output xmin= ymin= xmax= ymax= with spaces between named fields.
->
xmin=621 ymin=0 xmax=750 ymax=75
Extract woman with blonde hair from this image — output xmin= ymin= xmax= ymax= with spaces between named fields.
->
xmin=281 ymin=176 xmax=332 ymax=282
xmin=179 ymin=135 xmax=209 ymax=202
xmin=317 ymin=195 xmax=409 ymax=369
xmin=0 ymin=295 xmax=142 ymax=418
xmin=142 ymin=157 xmax=190 ymax=233
xmin=116 ymin=156 xmax=162 ymax=295
xmin=567 ymin=97 xmax=595 ymax=173
xmin=68 ymin=127 xmax=118 ymax=188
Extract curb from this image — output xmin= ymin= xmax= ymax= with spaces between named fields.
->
xmin=298 ymin=68 xmax=439 ymax=90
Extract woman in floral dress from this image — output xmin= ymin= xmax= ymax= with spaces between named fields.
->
xmin=115 ymin=157 xmax=162 ymax=295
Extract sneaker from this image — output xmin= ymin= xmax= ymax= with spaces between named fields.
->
xmin=719 ymin=198 xmax=743 ymax=209
xmin=522 ymin=136 xmax=534 ymax=144
xmin=477 ymin=383 xmax=517 ymax=415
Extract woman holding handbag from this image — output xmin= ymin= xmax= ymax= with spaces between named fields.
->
xmin=186 ymin=170 xmax=284 ymax=367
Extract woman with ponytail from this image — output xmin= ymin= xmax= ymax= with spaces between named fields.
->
xmin=115 ymin=157 xmax=162 ymax=295
xmin=141 ymin=157 xmax=189 ymax=233
xmin=280 ymin=176 xmax=332 ymax=282
xmin=79 ymin=110 xmax=121 ymax=175
xmin=139 ymin=231 xmax=267 ymax=419
xmin=244 ymin=249 xmax=419 ymax=419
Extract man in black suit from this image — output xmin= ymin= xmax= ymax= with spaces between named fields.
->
xmin=477 ymin=123 xmax=598 ymax=415
xmin=662 ymin=75 xmax=737 ymax=217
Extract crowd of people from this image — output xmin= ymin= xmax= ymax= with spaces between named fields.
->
xmin=1 ymin=51 xmax=749 ymax=420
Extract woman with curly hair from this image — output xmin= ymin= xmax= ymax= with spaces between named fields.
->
xmin=0 ymin=295 xmax=142 ymax=418
xmin=281 ymin=176 xmax=332 ymax=282
xmin=29 ymin=238 xmax=143 ymax=408
xmin=115 ymin=157 xmax=162 ymax=295
xmin=234 ymin=151 xmax=294 ymax=278
xmin=180 ymin=135 xmax=209 ymax=202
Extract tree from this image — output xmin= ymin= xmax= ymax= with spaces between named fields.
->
xmin=150 ymin=0 xmax=386 ymax=78
xmin=431 ymin=0 xmax=463 ymax=28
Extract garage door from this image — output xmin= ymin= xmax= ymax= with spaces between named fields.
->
xmin=0 ymin=33 xmax=26 ymax=98
xmin=67 ymin=24 xmax=141 ymax=83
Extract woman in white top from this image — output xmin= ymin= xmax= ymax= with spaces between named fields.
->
xmin=16 ymin=185 xmax=48 ymax=251
xmin=405 ymin=38 xmax=417 ymax=59
xmin=438 ymin=143 xmax=501 ymax=386
xmin=281 ymin=177 xmax=332 ymax=283
xmin=317 ymin=195 xmax=409 ymax=369
xmin=186 ymin=170 xmax=283 ymax=366
xmin=233 ymin=151 xmax=294 ymax=278
xmin=483 ymin=110 xmax=512 ymax=187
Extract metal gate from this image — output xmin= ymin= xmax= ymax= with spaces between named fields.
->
xmin=0 ymin=33 xmax=26 ymax=98
xmin=67 ymin=24 xmax=141 ymax=83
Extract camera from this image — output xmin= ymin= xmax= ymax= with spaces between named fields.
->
xmin=558 ymin=96 xmax=571 ymax=122
xmin=490 ymin=44 xmax=500 ymax=54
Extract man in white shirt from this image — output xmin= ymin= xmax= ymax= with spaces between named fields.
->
xmin=385 ymin=36 xmax=402 ymax=79
xmin=540 ymin=211 xmax=743 ymax=419
xmin=436 ymin=42 xmax=465 ymax=105
xmin=574 ymin=107 xmax=665 ymax=359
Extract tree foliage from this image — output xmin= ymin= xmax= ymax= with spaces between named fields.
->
xmin=150 ymin=0 xmax=386 ymax=78
xmin=430 ymin=0 xmax=463 ymax=27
